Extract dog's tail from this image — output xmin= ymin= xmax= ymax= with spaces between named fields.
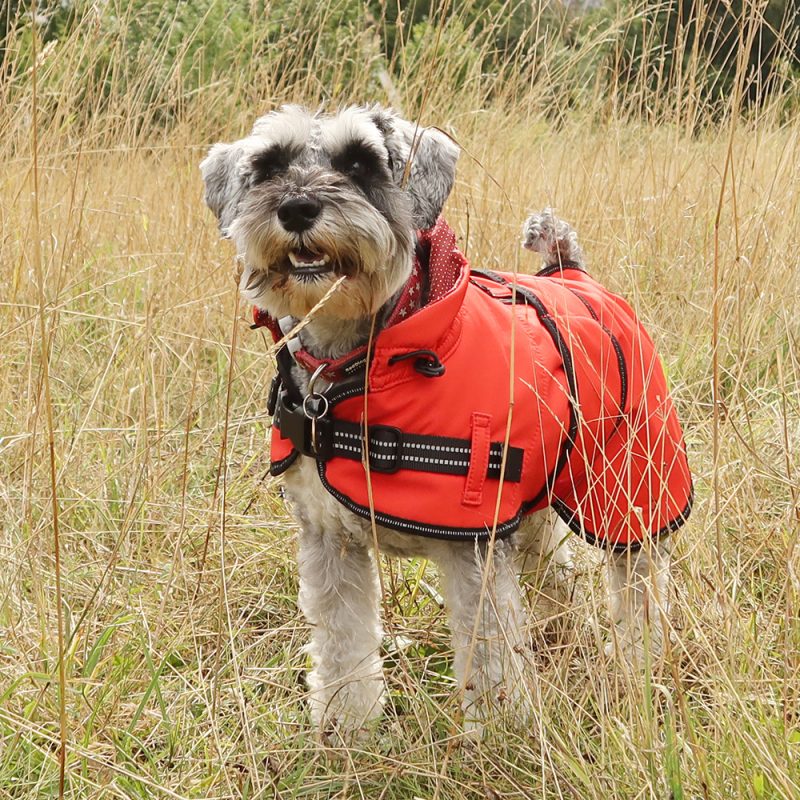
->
xmin=521 ymin=208 xmax=585 ymax=270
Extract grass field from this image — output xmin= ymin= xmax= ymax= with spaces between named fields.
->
xmin=1 ymin=3 xmax=799 ymax=798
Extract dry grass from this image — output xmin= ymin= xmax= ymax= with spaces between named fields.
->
xmin=1 ymin=2 xmax=799 ymax=798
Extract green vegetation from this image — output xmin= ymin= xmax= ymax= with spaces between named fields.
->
xmin=2 ymin=0 xmax=798 ymax=140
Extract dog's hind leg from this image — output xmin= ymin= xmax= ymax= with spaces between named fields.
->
xmin=297 ymin=523 xmax=385 ymax=736
xmin=515 ymin=509 xmax=574 ymax=627
xmin=436 ymin=539 xmax=530 ymax=734
xmin=603 ymin=538 xmax=672 ymax=665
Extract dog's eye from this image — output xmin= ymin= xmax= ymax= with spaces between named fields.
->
xmin=251 ymin=147 xmax=289 ymax=183
xmin=333 ymin=143 xmax=384 ymax=181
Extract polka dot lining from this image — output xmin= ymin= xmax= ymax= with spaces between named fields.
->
xmin=416 ymin=216 xmax=462 ymax=304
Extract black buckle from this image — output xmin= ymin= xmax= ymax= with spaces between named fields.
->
xmin=367 ymin=425 xmax=403 ymax=474
xmin=275 ymin=392 xmax=333 ymax=461
xmin=267 ymin=376 xmax=281 ymax=416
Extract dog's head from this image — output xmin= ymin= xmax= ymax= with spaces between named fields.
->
xmin=201 ymin=105 xmax=459 ymax=321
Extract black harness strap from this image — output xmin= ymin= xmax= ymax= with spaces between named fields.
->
xmin=274 ymin=390 xmax=524 ymax=482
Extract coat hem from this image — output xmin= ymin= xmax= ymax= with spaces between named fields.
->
xmin=316 ymin=459 xmax=522 ymax=541
xmin=270 ymin=450 xmax=299 ymax=476
xmin=550 ymin=483 xmax=694 ymax=552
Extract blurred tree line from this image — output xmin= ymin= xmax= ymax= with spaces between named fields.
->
xmin=603 ymin=0 xmax=799 ymax=109
xmin=1 ymin=0 xmax=798 ymax=122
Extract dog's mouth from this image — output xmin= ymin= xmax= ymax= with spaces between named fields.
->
xmin=281 ymin=247 xmax=333 ymax=281
xmin=271 ymin=246 xmax=360 ymax=283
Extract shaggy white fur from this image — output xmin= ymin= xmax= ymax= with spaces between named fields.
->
xmin=283 ymin=457 xmax=581 ymax=733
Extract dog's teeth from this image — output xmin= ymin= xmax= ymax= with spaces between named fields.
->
xmin=288 ymin=251 xmax=329 ymax=269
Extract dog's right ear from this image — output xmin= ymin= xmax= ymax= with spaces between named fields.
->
xmin=200 ymin=142 xmax=251 ymax=238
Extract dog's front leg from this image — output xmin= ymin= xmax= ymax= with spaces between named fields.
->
xmin=297 ymin=524 xmax=384 ymax=736
xmin=437 ymin=540 xmax=530 ymax=733
xmin=604 ymin=538 xmax=672 ymax=665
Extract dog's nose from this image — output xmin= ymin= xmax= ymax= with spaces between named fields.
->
xmin=277 ymin=196 xmax=322 ymax=233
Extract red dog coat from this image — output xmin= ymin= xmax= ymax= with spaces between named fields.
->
xmin=258 ymin=219 xmax=692 ymax=549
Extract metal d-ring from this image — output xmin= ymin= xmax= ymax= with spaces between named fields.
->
xmin=302 ymin=393 xmax=329 ymax=420
xmin=306 ymin=363 xmax=328 ymax=397
xmin=303 ymin=363 xmax=330 ymax=420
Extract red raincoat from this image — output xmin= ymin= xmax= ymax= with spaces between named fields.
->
xmin=263 ymin=219 xmax=692 ymax=549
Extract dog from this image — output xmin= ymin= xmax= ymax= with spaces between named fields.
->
xmin=200 ymin=105 xmax=693 ymax=737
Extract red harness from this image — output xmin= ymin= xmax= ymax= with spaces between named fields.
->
xmin=256 ymin=219 xmax=693 ymax=549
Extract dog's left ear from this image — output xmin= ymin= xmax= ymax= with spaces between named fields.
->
xmin=200 ymin=141 xmax=252 ymax=237
xmin=370 ymin=107 xmax=460 ymax=230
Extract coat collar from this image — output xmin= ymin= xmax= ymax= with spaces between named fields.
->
xmin=253 ymin=217 xmax=468 ymax=384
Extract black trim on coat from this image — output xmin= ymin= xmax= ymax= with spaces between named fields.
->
xmin=270 ymin=448 xmax=299 ymax=476
xmin=535 ymin=262 xmax=584 ymax=277
xmin=551 ymin=482 xmax=694 ymax=552
xmin=316 ymin=458 xmax=522 ymax=541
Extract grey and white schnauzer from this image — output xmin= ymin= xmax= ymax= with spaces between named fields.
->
xmin=200 ymin=105 xmax=676 ymax=737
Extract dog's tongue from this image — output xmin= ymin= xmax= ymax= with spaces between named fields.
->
xmin=295 ymin=247 xmax=321 ymax=264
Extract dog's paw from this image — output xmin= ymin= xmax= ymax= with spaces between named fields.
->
xmin=317 ymin=721 xmax=376 ymax=748
xmin=308 ymin=674 xmax=385 ymax=742
xmin=460 ymin=680 xmax=535 ymax=741
xmin=521 ymin=208 xmax=585 ymax=268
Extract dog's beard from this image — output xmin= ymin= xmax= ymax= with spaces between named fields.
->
xmin=233 ymin=202 xmax=412 ymax=321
